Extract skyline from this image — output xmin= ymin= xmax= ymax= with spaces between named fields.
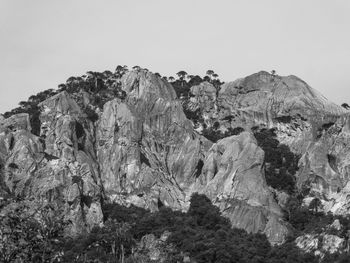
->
xmin=1 ymin=0 xmax=350 ymax=113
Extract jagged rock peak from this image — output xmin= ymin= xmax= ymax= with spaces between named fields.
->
xmin=122 ymin=70 xmax=177 ymax=102
xmin=39 ymin=91 xmax=81 ymax=115
xmin=0 ymin=113 xmax=31 ymax=133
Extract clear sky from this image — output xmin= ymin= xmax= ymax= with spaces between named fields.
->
xmin=1 ymin=0 xmax=349 ymax=113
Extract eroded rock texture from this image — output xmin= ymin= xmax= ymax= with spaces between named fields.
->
xmin=0 ymin=91 xmax=103 ymax=235
xmin=96 ymin=71 xmax=211 ymax=211
xmin=189 ymin=71 xmax=350 ymax=219
xmin=1 ymin=68 xmax=350 ymax=246
xmin=194 ymin=132 xmax=288 ymax=244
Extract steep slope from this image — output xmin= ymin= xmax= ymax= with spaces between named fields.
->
xmin=1 ymin=68 xmax=350 ymax=253
xmin=0 ymin=92 xmax=103 ymax=235
xmin=194 ymin=132 xmax=289 ymax=244
xmin=0 ymin=69 xmax=292 ymax=245
xmin=96 ymin=70 xmax=209 ymax=210
xmin=190 ymin=71 xmax=346 ymax=153
xmin=297 ymin=116 xmax=350 ymax=215
xmin=219 ymin=71 xmax=344 ymax=124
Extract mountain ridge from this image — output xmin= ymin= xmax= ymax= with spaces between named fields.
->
xmin=1 ymin=67 xmax=350 ymax=261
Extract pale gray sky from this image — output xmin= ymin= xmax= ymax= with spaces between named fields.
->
xmin=1 ymin=0 xmax=349 ymax=113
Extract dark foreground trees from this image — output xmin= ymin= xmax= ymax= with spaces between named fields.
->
xmin=0 ymin=194 xmax=335 ymax=262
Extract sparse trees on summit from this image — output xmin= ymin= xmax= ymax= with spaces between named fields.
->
xmin=341 ymin=103 xmax=350 ymax=110
xmin=206 ymin=69 xmax=214 ymax=78
xmin=176 ymin=71 xmax=187 ymax=80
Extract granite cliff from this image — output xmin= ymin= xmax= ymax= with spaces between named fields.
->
xmin=1 ymin=68 xmax=349 ymax=254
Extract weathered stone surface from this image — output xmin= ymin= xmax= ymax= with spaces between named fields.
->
xmin=187 ymin=71 xmax=346 ymax=154
xmin=95 ymin=71 xmax=289 ymax=243
xmin=0 ymin=113 xmax=31 ymax=133
xmin=0 ymin=92 xmax=103 ymax=235
xmin=97 ymin=71 xmax=210 ymax=211
xmin=296 ymin=117 xmax=350 ymax=215
xmin=218 ymin=71 xmax=345 ymax=125
xmin=189 ymin=81 xmax=218 ymax=123
xmin=38 ymin=91 xmax=103 ymax=234
xmin=3 ymin=68 xmax=349 ymax=247
xmin=194 ymin=132 xmax=288 ymax=244
xmin=296 ymin=233 xmax=346 ymax=257
xmin=188 ymin=71 xmax=350 ymax=225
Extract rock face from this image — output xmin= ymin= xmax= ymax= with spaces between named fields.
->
xmin=0 ymin=91 xmax=103 ymax=235
xmin=94 ymin=71 xmax=288 ymax=243
xmin=189 ymin=71 xmax=350 ymax=219
xmin=189 ymin=81 xmax=218 ymax=124
xmin=297 ymin=117 xmax=350 ymax=215
xmin=218 ymin=71 xmax=345 ymax=125
xmin=1 ymin=69 xmax=349 ymax=246
xmin=96 ymin=71 xmax=210 ymax=211
xmin=190 ymin=71 xmax=346 ymax=153
xmin=194 ymin=132 xmax=288 ymax=244
xmin=296 ymin=233 xmax=346 ymax=257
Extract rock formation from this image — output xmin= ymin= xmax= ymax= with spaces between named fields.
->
xmin=1 ymin=68 xmax=349 ymax=249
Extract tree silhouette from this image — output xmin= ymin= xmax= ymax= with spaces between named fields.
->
xmin=309 ymin=197 xmax=322 ymax=213
xmin=206 ymin=70 xmax=214 ymax=78
xmin=176 ymin=71 xmax=187 ymax=80
xmin=341 ymin=103 xmax=350 ymax=110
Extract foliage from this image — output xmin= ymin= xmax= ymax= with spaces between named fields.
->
xmin=341 ymin=103 xmax=350 ymax=109
xmin=102 ymin=193 xmax=319 ymax=263
xmin=0 ymin=201 xmax=66 ymax=263
xmin=253 ymin=128 xmax=300 ymax=193
xmin=308 ymin=197 xmax=322 ymax=213
xmin=61 ymin=220 xmax=134 ymax=262
xmin=202 ymin=126 xmax=245 ymax=142
xmin=1 ymin=193 xmax=338 ymax=262
xmin=284 ymin=194 xmax=350 ymax=239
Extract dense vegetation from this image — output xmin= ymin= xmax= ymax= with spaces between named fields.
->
xmin=2 ymin=66 xmax=129 ymax=135
xmin=1 ymin=194 xmax=325 ymax=262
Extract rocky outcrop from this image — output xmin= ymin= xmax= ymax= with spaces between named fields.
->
xmin=94 ymin=70 xmax=289 ymax=243
xmin=188 ymin=71 xmax=346 ymax=153
xmin=194 ymin=132 xmax=289 ymax=244
xmin=297 ymin=117 xmax=350 ymax=215
xmin=189 ymin=81 xmax=218 ymax=124
xmin=3 ymin=68 xmax=350 ymax=248
xmin=0 ymin=113 xmax=31 ymax=133
xmin=96 ymin=70 xmax=211 ymax=211
xmin=218 ymin=71 xmax=345 ymax=126
xmin=296 ymin=233 xmax=346 ymax=258
xmin=0 ymin=91 xmax=103 ymax=235
xmin=188 ymin=71 xmax=350 ymax=223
